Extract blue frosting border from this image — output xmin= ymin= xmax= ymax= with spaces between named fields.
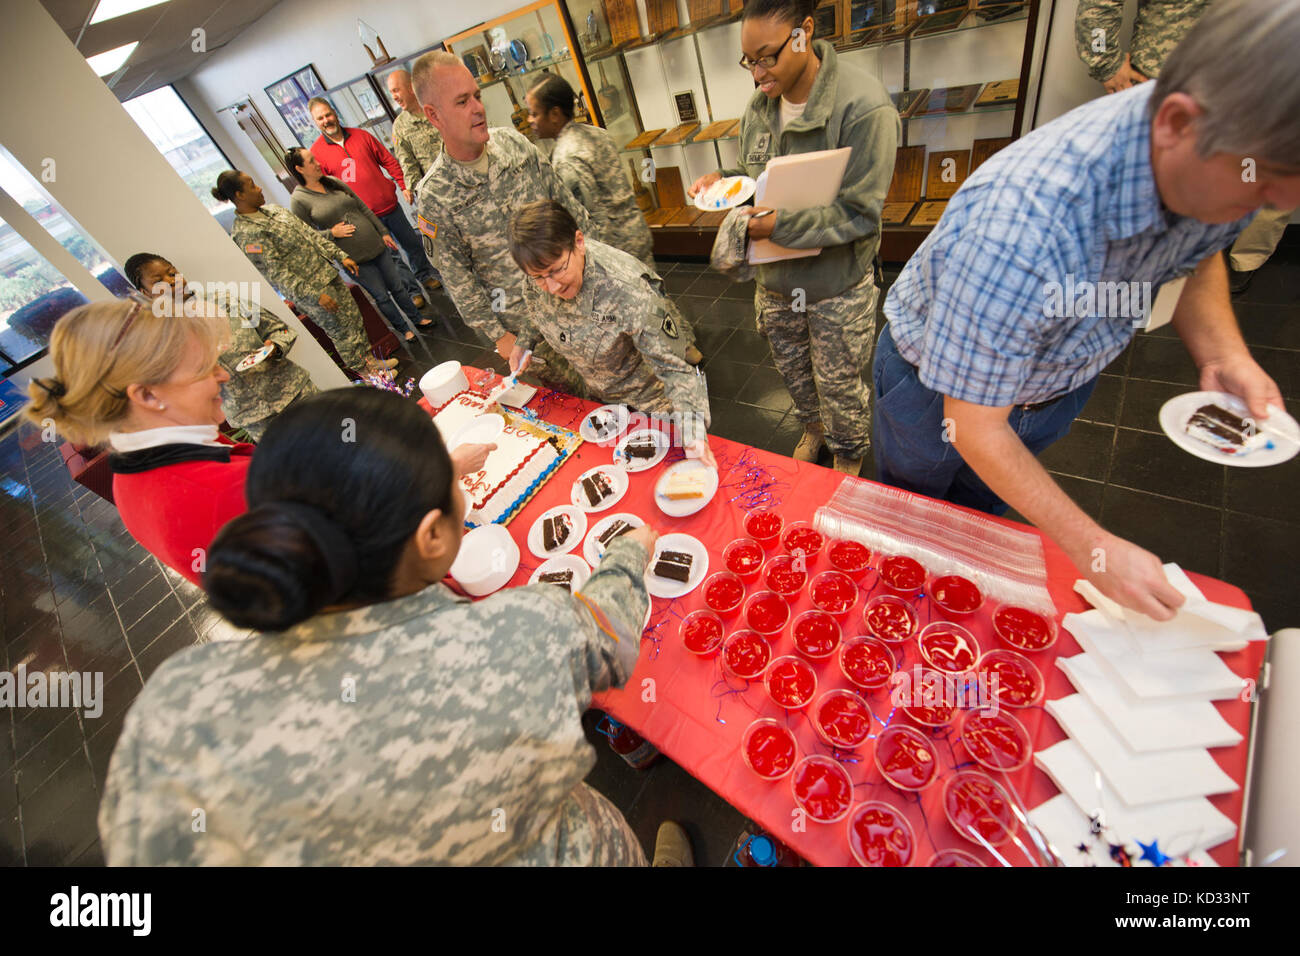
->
xmin=463 ymin=415 xmax=581 ymax=530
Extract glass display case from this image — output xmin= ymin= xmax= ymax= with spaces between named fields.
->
xmin=368 ymin=42 xmax=448 ymax=116
xmin=326 ymin=74 xmax=396 ymax=147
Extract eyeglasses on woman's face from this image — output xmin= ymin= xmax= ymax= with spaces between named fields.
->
xmin=739 ymin=30 xmax=799 ymax=72
xmin=526 ymin=247 xmax=573 ymax=286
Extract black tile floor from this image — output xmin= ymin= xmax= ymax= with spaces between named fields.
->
xmin=2 ymin=236 xmax=1297 ymax=866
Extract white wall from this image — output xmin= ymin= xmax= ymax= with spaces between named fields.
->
xmin=1029 ymin=0 xmax=1137 ymax=129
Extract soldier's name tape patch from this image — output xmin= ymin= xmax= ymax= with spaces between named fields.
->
xmin=244 ymin=243 xmax=263 ymax=254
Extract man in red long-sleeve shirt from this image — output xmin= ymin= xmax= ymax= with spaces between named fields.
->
xmin=308 ymin=98 xmax=441 ymax=295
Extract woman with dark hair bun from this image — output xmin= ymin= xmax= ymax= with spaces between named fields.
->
xmin=98 ymin=388 xmax=661 ymax=866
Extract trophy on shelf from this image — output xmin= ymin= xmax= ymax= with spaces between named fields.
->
xmin=357 ymin=19 xmax=392 ymax=67
xmin=585 ymin=10 xmax=602 ymax=48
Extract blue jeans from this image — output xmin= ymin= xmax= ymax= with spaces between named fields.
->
xmin=356 ymin=251 xmax=422 ymax=337
xmin=871 ymin=325 xmax=1098 ymax=516
xmin=378 ymin=207 xmax=438 ymax=284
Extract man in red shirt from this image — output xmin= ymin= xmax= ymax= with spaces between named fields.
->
xmin=308 ymin=98 xmax=440 ymax=297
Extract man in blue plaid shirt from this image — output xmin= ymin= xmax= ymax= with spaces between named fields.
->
xmin=875 ymin=0 xmax=1300 ymax=621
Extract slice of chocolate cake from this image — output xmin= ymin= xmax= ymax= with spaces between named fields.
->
xmin=542 ymin=514 xmax=571 ymax=551
xmin=1186 ymin=403 xmax=1261 ymax=454
xmin=597 ymin=520 xmax=634 ymax=548
xmin=581 ymin=471 xmax=614 ymax=507
xmin=652 ymin=549 xmax=694 ymax=582
xmin=538 ymin=570 xmax=575 ymax=591
xmin=622 ymin=436 xmax=661 ymax=460
xmin=587 ymin=413 xmax=612 ymax=439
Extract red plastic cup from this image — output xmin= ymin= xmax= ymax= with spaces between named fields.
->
xmin=918 ymin=621 xmax=981 ymax=675
xmin=781 ymin=521 xmax=824 ymax=565
xmin=847 ymin=801 xmax=915 ymax=867
xmin=930 ymin=574 xmax=984 ymax=620
xmin=899 ymin=667 xmax=960 ymax=728
xmin=743 ymin=589 xmax=790 ymax=636
xmin=827 ymin=538 xmax=872 ymax=578
xmin=862 ymin=594 xmax=920 ymax=644
xmin=722 ymin=537 xmax=765 ymax=580
xmin=764 ymin=655 xmax=818 ymax=711
xmin=703 ymin=570 xmax=745 ymax=617
xmin=809 ymin=569 xmax=858 ymax=617
xmin=744 ymin=509 xmax=783 ymax=549
xmin=812 ymin=688 xmax=873 ymax=750
xmin=839 ymin=636 xmax=896 ymax=692
xmin=977 ymin=649 xmax=1044 ymax=709
xmin=991 ymin=603 xmax=1059 ymax=653
xmin=791 ymin=609 xmax=842 ymax=660
xmin=790 ymin=754 xmax=853 ymax=824
xmin=721 ymin=629 xmax=772 ymax=681
xmin=959 ymin=708 xmax=1033 ymax=773
xmin=928 ymin=848 xmax=986 ymax=867
xmin=740 ymin=718 xmax=798 ymax=781
xmin=680 ymin=609 xmax=724 ymax=658
xmin=762 ymin=553 xmax=807 ymax=600
xmin=944 ymin=771 xmax=1017 ymax=846
xmin=873 ymin=724 xmax=938 ymax=792
xmin=877 ymin=553 xmax=926 ymax=596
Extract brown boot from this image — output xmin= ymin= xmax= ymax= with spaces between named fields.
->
xmin=685 ymin=345 xmax=703 ymax=366
xmin=792 ymin=422 xmax=824 ymax=463
xmin=833 ymin=455 xmax=863 ymax=477
xmin=652 ymin=821 xmax=694 ymax=867
xmin=412 ymin=294 xmax=427 ymax=309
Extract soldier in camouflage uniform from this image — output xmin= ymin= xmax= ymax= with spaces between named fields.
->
xmin=1074 ymin=0 xmax=1212 ymax=89
xmin=126 ymin=253 xmax=317 ymax=441
xmin=387 ymin=69 xmax=445 ymax=204
xmin=98 ymin=389 xmax=656 ymax=866
xmin=509 ymin=201 xmax=714 ymax=466
xmin=215 ymin=171 xmax=392 ymax=378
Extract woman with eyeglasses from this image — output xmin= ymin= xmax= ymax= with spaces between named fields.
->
xmin=688 ymin=0 xmax=900 ymax=478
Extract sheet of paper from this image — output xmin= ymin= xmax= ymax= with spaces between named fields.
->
xmin=747 ymin=147 xmax=852 ymax=265
xmin=1046 ymin=694 xmax=1239 ymax=805
xmin=1142 ymin=274 xmax=1186 ymax=332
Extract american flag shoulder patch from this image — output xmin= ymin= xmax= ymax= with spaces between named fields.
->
xmin=417 ymin=215 xmax=437 ymax=241
xmin=244 ymin=243 xmax=263 ymax=254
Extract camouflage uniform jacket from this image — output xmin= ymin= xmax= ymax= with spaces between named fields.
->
xmin=518 ymin=239 xmax=710 ymax=443
xmin=391 ymin=109 xmax=444 ymax=200
xmin=1074 ymin=0 xmax=1211 ymax=82
xmin=205 ymin=294 xmax=314 ymax=432
xmin=98 ymin=536 xmax=651 ymax=866
xmin=414 ymin=127 xmax=594 ymax=342
xmin=232 ymin=205 xmax=348 ymax=307
xmin=552 ymin=121 xmax=654 ymax=268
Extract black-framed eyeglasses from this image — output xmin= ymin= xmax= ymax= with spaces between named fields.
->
xmin=527 ymin=247 xmax=573 ymax=285
xmin=739 ymin=30 xmax=797 ymax=72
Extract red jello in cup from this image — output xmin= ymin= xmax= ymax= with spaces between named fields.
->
xmin=862 ymin=594 xmax=920 ymax=644
xmin=873 ymin=724 xmax=937 ymax=792
xmin=680 ymin=609 xmax=725 ymax=657
xmin=977 ymin=649 xmax=1044 ymax=708
xmin=703 ymin=570 xmax=745 ymax=617
xmin=741 ymin=718 xmax=798 ymax=781
xmin=792 ymin=609 xmax=842 ymax=660
xmin=762 ymin=553 xmax=807 ymax=600
xmin=928 ymin=848 xmax=985 ymax=867
xmin=764 ymin=655 xmax=818 ymax=711
xmin=827 ymin=538 xmax=872 ymax=578
xmin=744 ymin=509 xmax=783 ymax=549
xmin=847 ymin=801 xmax=915 ymax=867
xmin=959 ymin=708 xmax=1033 ymax=773
xmin=900 ymin=668 xmax=959 ymax=728
xmin=992 ymin=603 xmax=1059 ymax=652
xmin=781 ymin=521 xmax=824 ymax=564
xmin=918 ymin=621 xmax=981 ymax=675
xmin=839 ymin=636 xmax=896 ymax=691
xmin=790 ymin=754 xmax=854 ymax=824
xmin=723 ymin=537 xmax=765 ymax=580
xmin=944 ymin=770 xmax=1017 ymax=846
xmin=744 ymin=590 xmax=790 ymax=636
xmin=809 ymin=570 xmax=857 ymax=617
xmin=813 ymin=689 xmax=872 ymax=750
xmin=721 ymin=629 xmax=772 ymax=681
xmin=877 ymin=553 xmax=926 ymax=596
xmin=930 ymin=574 xmax=984 ymax=619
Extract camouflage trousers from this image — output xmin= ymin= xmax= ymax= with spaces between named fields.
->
xmin=546 ymin=782 xmax=648 ymax=866
xmin=239 ymin=382 xmax=319 ymax=443
xmin=755 ymin=274 xmax=877 ymax=459
xmin=518 ymin=339 xmax=590 ymax=400
xmin=296 ymin=276 xmax=371 ymax=372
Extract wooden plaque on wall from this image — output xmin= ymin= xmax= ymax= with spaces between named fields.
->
xmin=604 ymin=0 xmax=642 ymax=45
xmin=695 ymin=119 xmax=740 ymax=142
xmin=910 ymin=200 xmax=948 ymax=227
xmin=688 ymin=0 xmax=733 ymax=21
xmin=891 ymin=87 xmax=929 ymax=119
xmin=916 ymin=83 xmax=982 ymax=115
xmin=925 ymin=149 xmax=970 ymax=200
xmin=625 ymin=128 xmax=667 ymax=149
xmin=974 ymin=78 xmax=1020 ymax=108
xmin=886 ymin=145 xmax=925 ymax=203
xmin=655 ymin=166 xmax=688 ymax=209
xmin=645 ymin=0 xmax=681 ymax=35
xmin=970 ymin=136 xmax=1013 ymax=173
xmin=881 ymin=201 xmax=916 ymax=226
xmin=657 ymin=122 xmax=701 ymax=146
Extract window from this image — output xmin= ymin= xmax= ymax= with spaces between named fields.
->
xmin=124 ymin=85 xmax=234 ymax=218
xmin=0 ymin=214 xmax=86 ymax=374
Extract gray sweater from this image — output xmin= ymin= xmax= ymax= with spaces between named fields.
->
xmin=289 ymin=177 xmax=390 ymax=263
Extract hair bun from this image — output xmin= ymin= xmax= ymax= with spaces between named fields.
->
xmin=275 ymin=501 xmax=360 ymax=601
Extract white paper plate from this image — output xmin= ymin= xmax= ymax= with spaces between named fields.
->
xmin=1158 ymin=390 xmax=1299 ymax=468
xmin=570 ymin=465 xmax=630 ymax=512
xmin=584 ymin=512 xmax=645 ymax=567
xmin=448 ymin=524 xmax=520 ymax=596
xmin=235 ymin=344 xmax=274 ymax=372
xmin=448 ymin=413 xmax=504 ymax=450
xmin=653 ymin=460 xmax=719 ymax=518
xmin=579 ymin=404 xmax=631 ymax=445
xmin=526 ymin=504 xmax=587 ymax=558
xmin=528 ymin=553 xmax=591 ymax=591
xmin=694 ymin=175 xmax=757 ymax=211
xmin=646 ymin=532 xmax=708 ymax=599
xmin=613 ymin=428 xmax=670 ymax=472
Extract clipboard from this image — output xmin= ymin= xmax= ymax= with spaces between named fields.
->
xmin=747 ymin=147 xmax=853 ymax=265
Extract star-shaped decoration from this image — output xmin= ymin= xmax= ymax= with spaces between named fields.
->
xmin=1108 ymin=842 xmax=1133 ymax=867
xmin=1076 ymin=842 xmax=1091 ymax=854
xmin=1137 ymin=839 xmax=1172 ymax=867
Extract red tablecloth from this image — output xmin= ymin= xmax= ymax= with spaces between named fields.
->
xmin=424 ymin=379 xmax=1264 ymax=867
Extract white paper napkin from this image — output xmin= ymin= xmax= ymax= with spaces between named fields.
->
xmin=1029 ymin=792 xmax=1222 ymax=867
xmin=1057 ymin=654 xmax=1243 ymax=751
xmin=1064 ymin=610 xmax=1244 ymax=701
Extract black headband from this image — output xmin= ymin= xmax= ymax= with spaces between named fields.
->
xmin=275 ymin=502 xmax=360 ymax=603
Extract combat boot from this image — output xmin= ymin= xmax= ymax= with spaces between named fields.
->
xmin=792 ymin=421 xmax=824 ymax=463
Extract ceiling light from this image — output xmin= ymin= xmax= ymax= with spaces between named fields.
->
xmin=86 ymin=41 xmax=139 ymax=76
xmin=90 ymin=0 xmax=170 ymax=25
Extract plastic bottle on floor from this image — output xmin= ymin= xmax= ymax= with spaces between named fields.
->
xmin=731 ymin=826 xmax=803 ymax=867
xmin=597 ymin=714 xmax=661 ymax=770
